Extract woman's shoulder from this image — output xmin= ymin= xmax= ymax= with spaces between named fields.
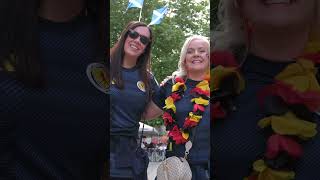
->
xmin=160 ymin=75 xmax=174 ymax=87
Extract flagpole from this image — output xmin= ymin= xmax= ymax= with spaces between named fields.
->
xmin=138 ymin=8 xmax=142 ymax=22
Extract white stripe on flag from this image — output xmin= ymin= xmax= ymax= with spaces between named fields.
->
xmin=129 ymin=0 xmax=142 ymax=8
xmin=149 ymin=12 xmax=163 ymax=25
xmin=153 ymin=10 xmax=162 ymax=17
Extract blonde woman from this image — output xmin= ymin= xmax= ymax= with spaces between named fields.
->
xmin=211 ymin=0 xmax=320 ymax=179
xmin=145 ymin=35 xmax=210 ymax=179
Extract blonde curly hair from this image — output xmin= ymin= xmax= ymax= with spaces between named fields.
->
xmin=172 ymin=35 xmax=210 ymax=78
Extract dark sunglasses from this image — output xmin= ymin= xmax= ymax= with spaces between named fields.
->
xmin=128 ymin=29 xmax=150 ymax=45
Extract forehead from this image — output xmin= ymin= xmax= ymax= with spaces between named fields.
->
xmin=188 ymin=39 xmax=208 ymax=49
xmin=132 ymin=26 xmax=151 ymax=38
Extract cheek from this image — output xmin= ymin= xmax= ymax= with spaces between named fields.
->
xmin=202 ymin=53 xmax=209 ymax=62
xmin=124 ymin=39 xmax=130 ymax=49
xmin=183 ymin=59 xmax=190 ymax=69
xmin=185 ymin=55 xmax=192 ymax=63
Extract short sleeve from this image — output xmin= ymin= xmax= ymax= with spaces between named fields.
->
xmin=150 ymin=74 xmax=159 ymax=94
xmin=152 ymin=78 xmax=172 ymax=110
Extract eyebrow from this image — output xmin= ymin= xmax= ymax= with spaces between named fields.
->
xmin=187 ymin=47 xmax=207 ymax=50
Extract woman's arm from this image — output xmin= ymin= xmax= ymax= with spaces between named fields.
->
xmin=143 ymin=100 xmax=163 ymax=120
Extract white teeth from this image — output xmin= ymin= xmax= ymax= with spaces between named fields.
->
xmin=192 ymin=60 xmax=202 ymax=64
xmin=265 ymin=0 xmax=291 ymax=4
xmin=130 ymin=44 xmax=138 ymax=50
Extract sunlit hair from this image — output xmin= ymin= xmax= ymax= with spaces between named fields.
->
xmin=172 ymin=35 xmax=210 ymax=78
xmin=212 ymin=0 xmax=320 ymax=51
xmin=211 ymin=0 xmax=245 ymax=51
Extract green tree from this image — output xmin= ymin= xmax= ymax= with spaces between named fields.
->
xmin=110 ymin=0 xmax=212 ymax=127
xmin=110 ymin=0 xmax=210 ymax=83
xmin=210 ymin=0 xmax=219 ymax=30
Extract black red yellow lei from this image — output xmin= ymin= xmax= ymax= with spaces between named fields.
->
xmin=163 ymin=77 xmax=210 ymax=145
xmin=212 ymin=39 xmax=320 ymax=180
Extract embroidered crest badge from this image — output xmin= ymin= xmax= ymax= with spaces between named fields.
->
xmin=137 ymin=81 xmax=146 ymax=92
xmin=86 ymin=63 xmax=109 ymax=94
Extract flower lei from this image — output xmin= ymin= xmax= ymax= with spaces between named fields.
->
xmin=162 ymin=77 xmax=210 ymax=145
xmin=212 ymin=39 xmax=320 ymax=180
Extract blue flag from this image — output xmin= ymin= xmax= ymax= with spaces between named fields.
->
xmin=127 ymin=0 xmax=144 ymax=9
xmin=149 ymin=6 xmax=168 ymax=26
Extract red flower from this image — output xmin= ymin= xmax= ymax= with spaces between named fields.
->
xmin=265 ymin=134 xmax=303 ymax=159
xmin=168 ymin=125 xmax=188 ymax=144
xmin=190 ymin=87 xmax=210 ymax=96
xmin=258 ymin=81 xmax=320 ymax=112
xmin=162 ymin=112 xmax=174 ymax=126
xmin=193 ymin=104 xmax=205 ymax=112
xmin=175 ymin=77 xmax=185 ymax=83
xmin=211 ymin=51 xmax=239 ymax=67
xmin=212 ymin=102 xmax=226 ymax=120
xmin=247 ymin=175 xmax=258 ymax=180
xmin=183 ymin=117 xmax=198 ymax=128
xmin=171 ymin=92 xmax=182 ymax=101
xmin=300 ymin=53 xmax=320 ymax=64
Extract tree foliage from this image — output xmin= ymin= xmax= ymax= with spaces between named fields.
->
xmin=110 ymin=0 xmax=210 ymax=83
xmin=110 ymin=0 xmax=219 ymax=127
xmin=210 ymin=0 xmax=219 ymax=30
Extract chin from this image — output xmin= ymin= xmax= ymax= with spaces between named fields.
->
xmin=124 ymin=50 xmax=142 ymax=58
xmin=189 ymin=67 xmax=207 ymax=73
xmin=254 ymin=15 xmax=312 ymax=30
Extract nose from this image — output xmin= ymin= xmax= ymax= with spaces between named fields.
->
xmin=193 ymin=50 xmax=200 ymax=56
xmin=133 ymin=36 xmax=142 ymax=45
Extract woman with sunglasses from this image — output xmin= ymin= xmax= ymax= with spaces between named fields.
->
xmin=109 ymin=21 xmax=159 ymax=180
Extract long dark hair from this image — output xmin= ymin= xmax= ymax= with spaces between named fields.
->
xmin=0 ymin=0 xmax=41 ymax=87
xmin=0 ymin=0 xmax=106 ymax=88
xmin=110 ymin=21 xmax=153 ymax=97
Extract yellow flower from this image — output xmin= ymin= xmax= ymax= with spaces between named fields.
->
xmin=164 ymin=96 xmax=176 ymax=113
xmin=191 ymin=97 xmax=209 ymax=106
xmin=172 ymin=82 xmax=186 ymax=92
xmin=188 ymin=112 xmax=202 ymax=122
xmin=258 ymin=111 xmax=317 ymax=139
xmin=275 ymin=59 xmax=320 ymax=92
xmin=182 ymin=131 xmax=189 ymax=140
xmin=252 ymin=160 xmax=295 ymax=180
xmin=211 ymin=65 xmax=245 ymax=93
xmin=196 ymin=80 xmax=210 ymax=91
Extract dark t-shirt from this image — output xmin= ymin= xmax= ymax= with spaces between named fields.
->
xmin=153 ymin=78 xmax=210 ymax=165
xmin=0 ymin=14 xmax=107 ymax=180
xmin=109 ymin=67 xmax=159 ymax=178
xmin=110 ymin=67 xmax=159 ymax=137
xmin=212 ymin=54 xmax=320 ymax=180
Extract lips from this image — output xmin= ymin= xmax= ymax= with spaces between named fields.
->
xmin=129 ymin=43 xmax=140 ymax=50
xmin=192 ymin=59 xmax=203 ymax=64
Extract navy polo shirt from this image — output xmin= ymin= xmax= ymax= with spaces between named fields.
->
xmin=0 ymin=13 xmax=107 ymax=180
xmin=212 ymin=54 xmax=320 ymax=180
xmin=109 ymin=66 xmax=159 ymax=178
xmin=110 ymin=67 xmax=159 ymax=137
xmin=153 ymin=78 xmax=210 ymax=165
